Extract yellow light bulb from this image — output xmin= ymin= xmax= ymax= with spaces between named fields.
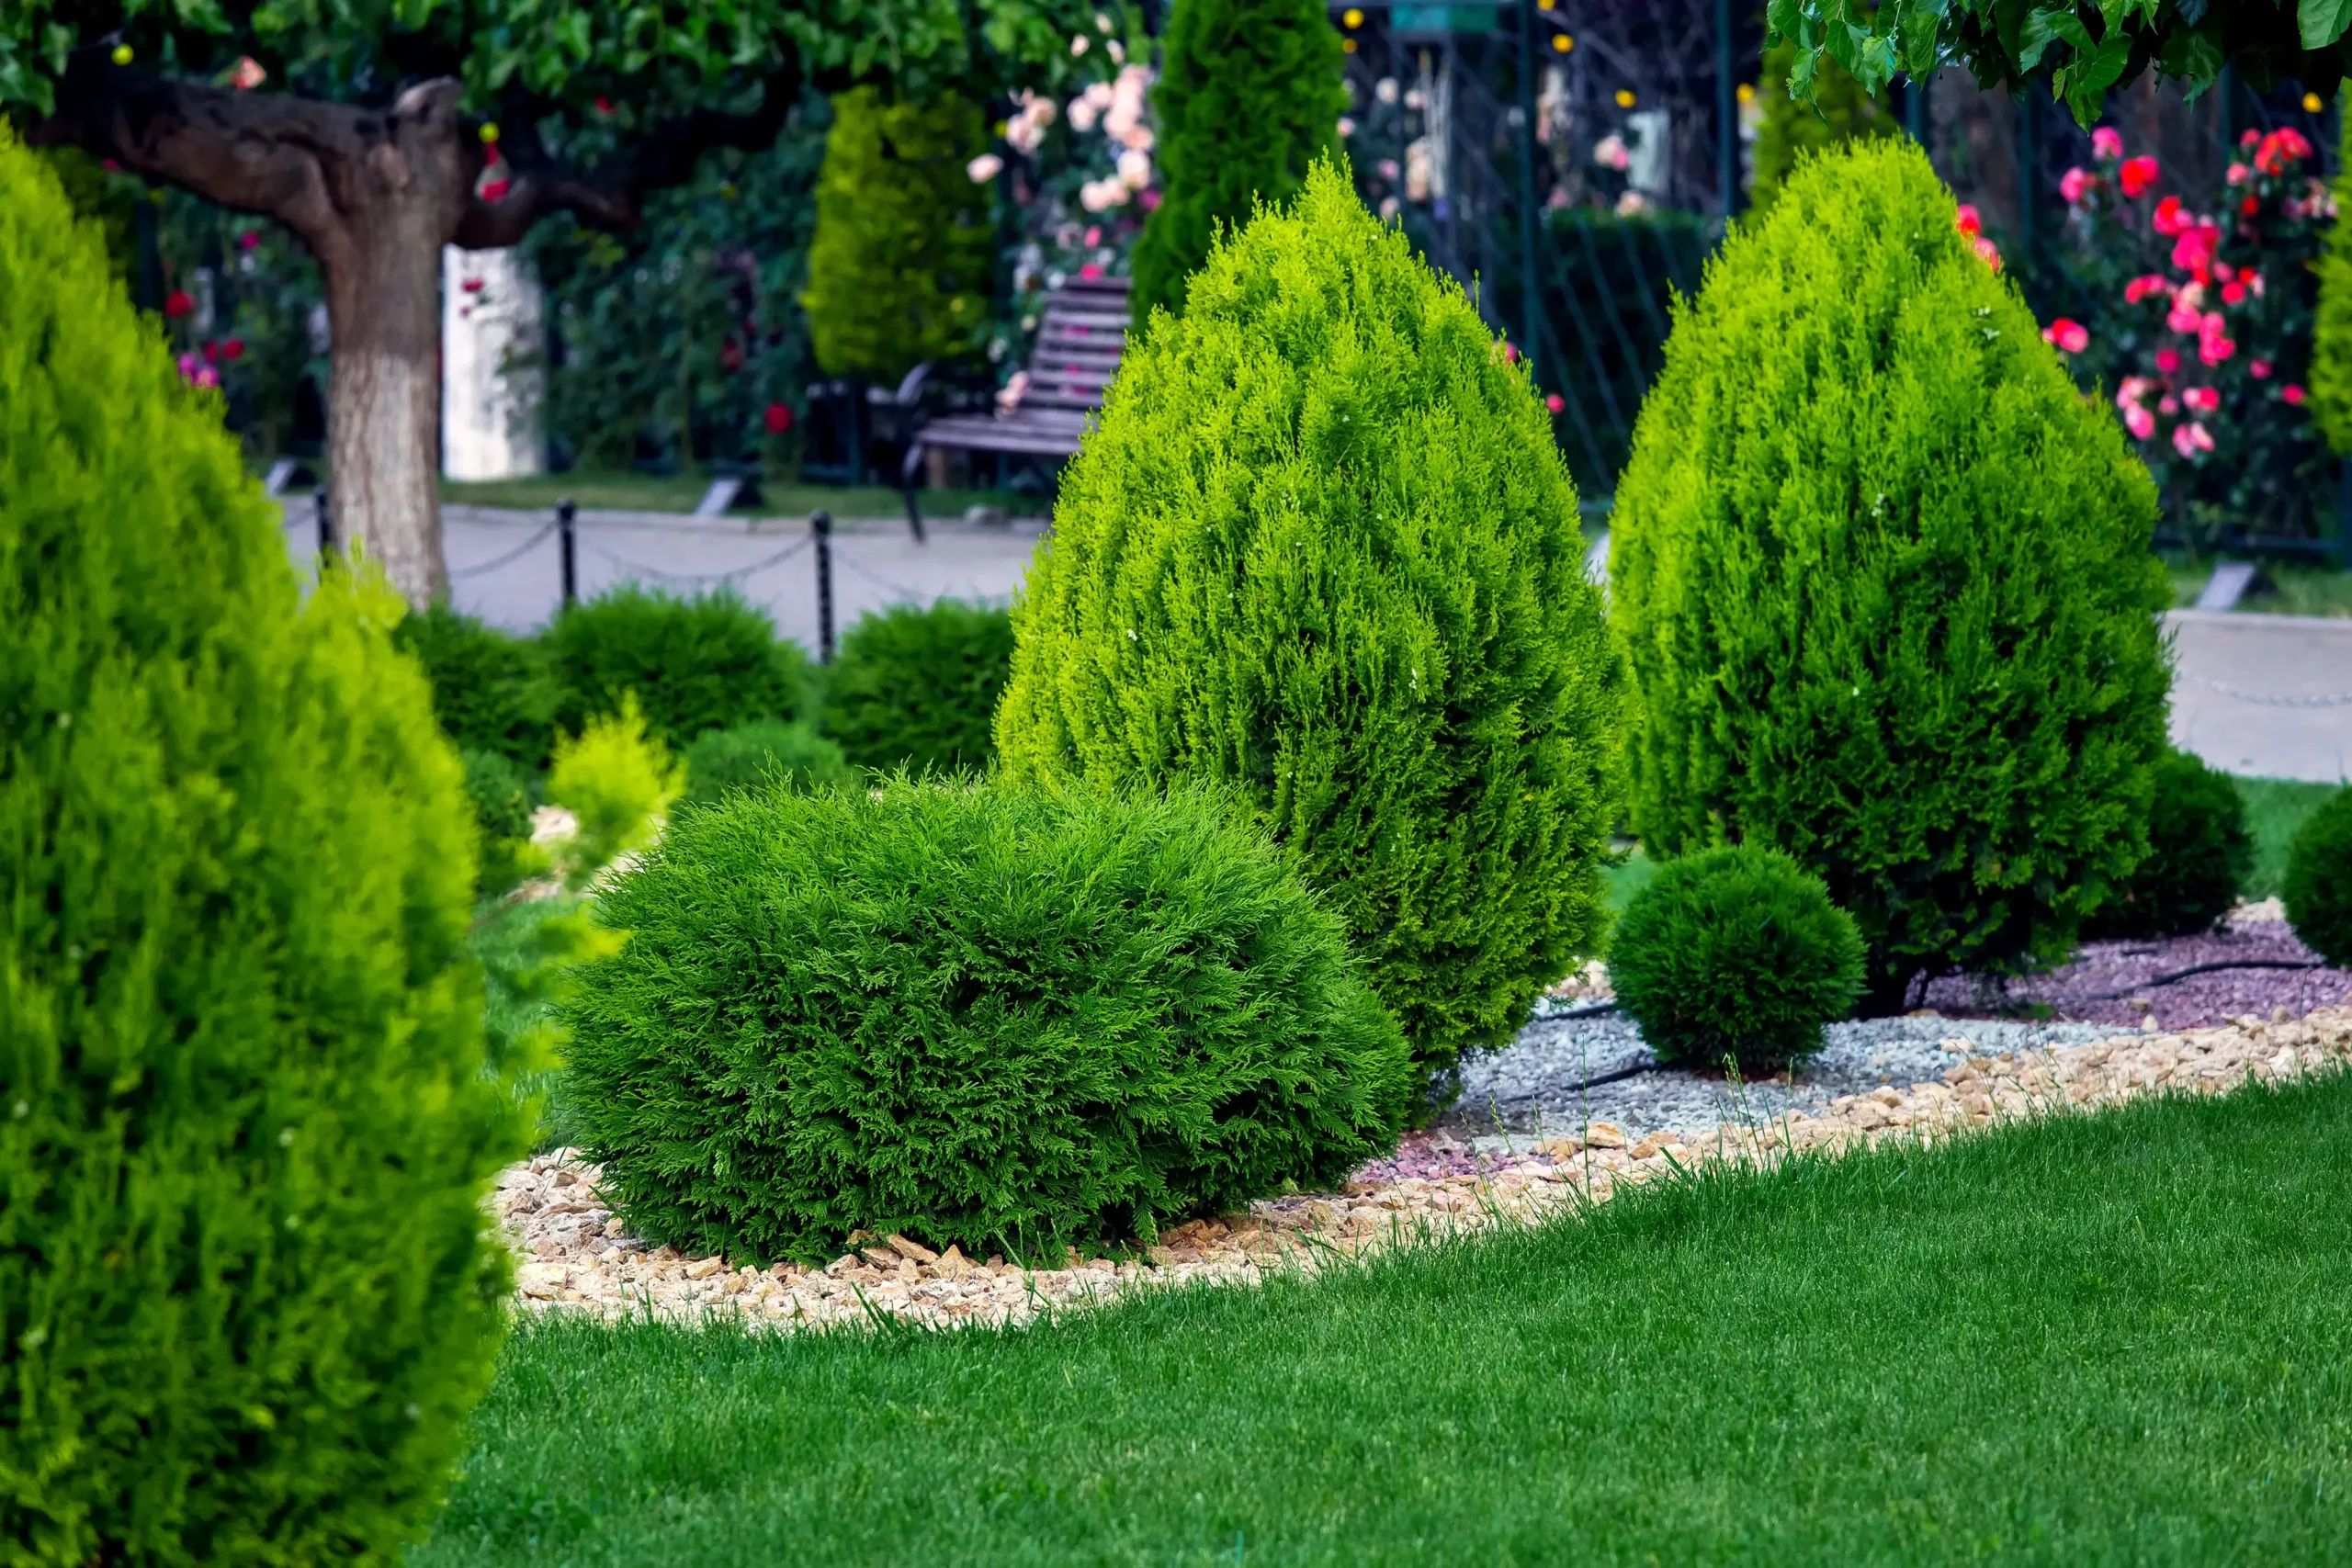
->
xmin=479 ymin=121 xmax=500 ymax=142
xmin=1343 ymin=7 xmax=1363 ymax=27
xmin=1343 ymin=37 xmax=1358 ymax=52
xmin=1615 ymin=88 xmax=1635 ymax=108
xmin=111 ymin=43 xmax=133 ymax=65
xmin=2305 ymin=92 xmax=2325 ymax=113
xmin=1736 ymin=83 xmax=1754 ymax=104
xmin=1552 ymin=34 xmax=1573 ymax=53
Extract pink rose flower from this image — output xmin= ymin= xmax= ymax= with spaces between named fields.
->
xmin=2152 ymin=196 xmax=2188 ymax=236
xmin=2222 ymin=280 xmax=2246 ymax=306
xmin=2171 ymin=422 xmax=2213 ymax=457
xmin=2092 ymin=127 xmax=2124 ymax=161
xmin=1544 ymin=393 xmax=1566 ymax=413
xmin=2155 ymin=348 xmax=2181 ymax=374
xmin=2250 ymin=359 xmax=2273 ymax=378
xmin=2061 ymin=166 xmax=2091 ymax=204
xmin=1973 ymin=236 xmax=2002 ymax=270
xmin=2199 ymin=333 xmax=2236 ymax=367
xmin=2041 ymin=318 xmax=2089 ymax=354
xmin=1954 ymin=204 xmax=1982 ymax=239
xmin=2123 ymin=403 xmax=2155 ymax=440
xmin=2166 ymin=299 xmax=2204 ymax=334
xmin=2285 ymin=384 xmax=2309 ymax=405
xmin=2183 ymin=386 xmax=2220 ymax=413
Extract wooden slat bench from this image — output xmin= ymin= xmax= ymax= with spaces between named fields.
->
xmin=899 ymin=274 xmax=1131 ymax=532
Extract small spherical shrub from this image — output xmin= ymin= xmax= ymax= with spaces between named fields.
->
xmin=545 ymin=583 xmax=809 ymax=751
xmin=560 ymin=777 xmax=1415 ymax=1262
xmin=0 ymin=129 xmax=524 ymax=1561
xmin=394 ymin=600 xmax=558 ymax=768
xmin=545 ymin=693 xmax=685 ymax=887
xmin=2283 ymin=784 xmax=2352 ymax=967
xmin=684 ymin=719 xmax=854 ymax=806
xmin=1609 ymin=845 xmax=1867 ymax=1071
xmin=822 ymin=599 xmax=1014 ymax=773
xmin=996 ymin=161 xmax=1624 ymax=1081
xmin=2086 ymin=750 xmax=2255 ymax=939
xmin=1610 ymin=139 xmax=2172 ymax=1012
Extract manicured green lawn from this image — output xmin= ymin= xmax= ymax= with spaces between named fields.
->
xmin=2238 ymin=774 xmax=2345 ymax=898
xmin=2171 ymin=559 xmax=2352 ymax=618
xmin=438 ymin=469 xmax=1035 ymax=524
xmin=414 ymin=1075 xmax=2352 ymax=1566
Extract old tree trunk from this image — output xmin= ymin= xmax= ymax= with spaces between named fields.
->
xmin=29 ymin=51 xmax=804 ymax=610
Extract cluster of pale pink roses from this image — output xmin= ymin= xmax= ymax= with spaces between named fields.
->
xmin=969 ymin=62 xmax=1157 ymax=217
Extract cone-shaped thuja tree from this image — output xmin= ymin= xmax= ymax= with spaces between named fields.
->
xmin=0 ymin=129 xmax=526 ymax=1560
xmin=1610 ymin=139 xmax=2172 ymax=1013
xmin=2 ymin=1 xmax=1105 ymax=609
xmin=997 ymin=160 xmax=1624 ymax=1089
xmin=1128 ymin=0 xmax=1347 ymax=323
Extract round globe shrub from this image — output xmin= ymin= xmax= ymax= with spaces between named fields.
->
xmin=1608 ymin=845 xmax=1867 ymax=1071
xmin=545 ymin=582 xmax=810 ymax=751
xmin=683 ymin=719 xmax=854 ymax=806
xmin=560 ymin=777 xmax=1415 ymax=1262
xmin=2086 ymin=750 xmax=2255 ymax=939
xmin=822 ymin=598 xmax=1014 ymax=773
xmin=2282 ymin=784 xmax=2352 ymax=967
xmin=0 ymin=130 xmax=525 ymax=1562
xmin=995 ymin=160 xmax=1624 ymax=1081
xmin=394 ymin=600 xmax=558 ymax=769
xmin=1610 ymin=139 xmax=2172 ymax=1013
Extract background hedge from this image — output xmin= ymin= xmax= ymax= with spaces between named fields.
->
xmin=997 ymin=161 xmax=1624 ymax=1087
xmin=543 ymin=584 xmax=810 ymax=752
xmin=822 ymin=599 xmax=1015 ymax=774
xmin=560 ymin=779 xmax=1413 ymax=1262
xmin=1610 ymin=139 xmax=2173 ymax=1012
xmin=0 ymin=130 xmax=523 ymax=1562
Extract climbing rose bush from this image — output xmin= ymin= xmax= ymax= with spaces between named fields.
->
xmin=2052 ymin=125 xmax=2331 ymax=547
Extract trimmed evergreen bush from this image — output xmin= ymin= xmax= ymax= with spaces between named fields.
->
xmin=1747 ymin=39 xmax=1896 ymax=217
xmin=1130 ymin=0 xmax=1348 ymax=324
xmin=684 ymin=719 xmax=854 ymax=806
xmin=823 ymin=599 xmax=1014 ymax=773
xmin=996 ymin=161 xmax=1624 ymax=1082
xmin=545 ymin=694 xmax=686 ymax=887
xmin=394 ymin=600 xmax=558 ymax=769
xmin=461 ymin=747 xmax=543 ymax=896
xmin=1608 ymin=846 xmax=1866 ymax=1071
xmin=801 ymin=87 xmax=994 ymax=384
xmin=0 ymin=130 xmax=525 ymax=1562
xmin=544 ymin=582 xmax=809 ymax=751
xmin=560 ymin=778 xmax=1415 ymax=1262
xmin=1610 ymin=139 xmax=2173 ymax=1012
xmin=2282 ymin=784 xmax=2352 ymax=967
xmin=2086 ymin=750 xmax=2255 ymax=939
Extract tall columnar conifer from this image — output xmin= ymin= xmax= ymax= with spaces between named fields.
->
xmin=1128 ymin=0 xmax=1348 ymax=324
xmin=997 ymin=161 xmax=1624 ymax=1087
xmin=0 ymin=129 xmax=526 ymax=1561
xmin=802 ymin=87 xmax=995 ymax=385
xmin=1610 ymin=139 xmax=2173 ymax=1012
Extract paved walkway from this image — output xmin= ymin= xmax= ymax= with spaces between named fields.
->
xmin=2165 ymin=609 xmax=2352 ymax=784
xmin=284 ymin=507 xmax=2349 ymax=785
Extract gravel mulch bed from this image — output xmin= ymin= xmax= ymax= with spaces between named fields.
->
xmin=497 ymin=1005 xmax=2352 ymax=1334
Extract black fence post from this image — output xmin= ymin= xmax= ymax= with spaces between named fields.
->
xmin=315 ymin=487 xmax=333 ymax=560
xmin=813 ymin=509 xmax=835 ymax=664
xmin=557 ymin=497 xmax=578 ymax=608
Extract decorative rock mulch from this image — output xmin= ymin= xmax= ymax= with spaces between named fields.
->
xmin=497 ymin=1006 xmax=2352 ymax=1333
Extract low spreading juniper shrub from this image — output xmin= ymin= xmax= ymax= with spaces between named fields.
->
xmin=0 ymin=129 xmax=524 ymax=1562
xmin=1608 ymin=845 xmax=1866 ymax=1071
xmin=684 ymin=719 xmax=854 ymax=807
xmin=2086 ymin=750 xmax=2254 ymax=939
xmin=1610 ymin=139 xmax=2171 ymax=1012
xmin=822 ymin=599 xmax=1014 ymax=773
xmin=2283 ymin=784 xmax=2352 ymax=966
xmin=544 ymin=583 xmax=810 ymax=751
xmin=996 ymin=161 xmax=1623 ymax=1085
xmin=394 ymin=601 xmax=558 ymax=769
xmin=560 ymin=777 xmax=1415 ymax=1262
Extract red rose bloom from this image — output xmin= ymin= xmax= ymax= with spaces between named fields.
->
xmin=162 ymin=289 xmax=194 ymax=319
xmin=763 ymin=402 xmax=793 ymax=434
xmin=2119 ymin=156 xmax=2159 ymax=197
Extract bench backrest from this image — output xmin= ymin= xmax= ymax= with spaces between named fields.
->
xmin=1019 ymin=275 xmax=1131 ymax=417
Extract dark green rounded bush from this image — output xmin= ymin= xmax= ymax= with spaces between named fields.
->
xmin=461 ymin=748 xmax=540 ymax=896
xmin=2283 ymin=784 xmax=2352 ymax=967
xmin=0 ymin=130 xmax=524 ymax=1562
xmin=394 ymin=601 xmax=558 ymax=769
xmin=560 ymin=777 xmax=1415 ymax=1262
xmin=822 ymin=599 xmax=1014 ymax=773
xmin=1610 ymin=139 xmax=2172 ymax=1012
xmin=996 ymin=162 xmax=1624 ymax=1083
xmin=546 ymin=583 xmax=809 ymax=751
xmin=2087 ymin=750 xmax=2255 ymax=939
xmin=683 ymin=719 xmax=854 ymax=806
xmin=1609 ymin=845 xmax=1867 ymax=1071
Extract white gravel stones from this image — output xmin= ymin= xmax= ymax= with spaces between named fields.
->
xmin=494 ymin=1007 xmax=2352 ymax=1335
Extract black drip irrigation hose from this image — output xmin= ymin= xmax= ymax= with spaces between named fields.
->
xmin=2081 ymin=958 xmax=2323 ymax=1003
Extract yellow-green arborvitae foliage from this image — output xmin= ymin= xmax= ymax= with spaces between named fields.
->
xmin=1748 ymin=39 xmax=1897 ymax=218
xmin=995 ymin=161 xmax=1624 ymax=1085
xmin=1610 ymin=140 xmax=2173 ymax=1015
xmin=0 ymin=128 xmax=526 ymax=1563
xmin=801 ymin=88 xmax=994 ymax=384
xmin=2309 ymin=91 xmax=2352 ymax=455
